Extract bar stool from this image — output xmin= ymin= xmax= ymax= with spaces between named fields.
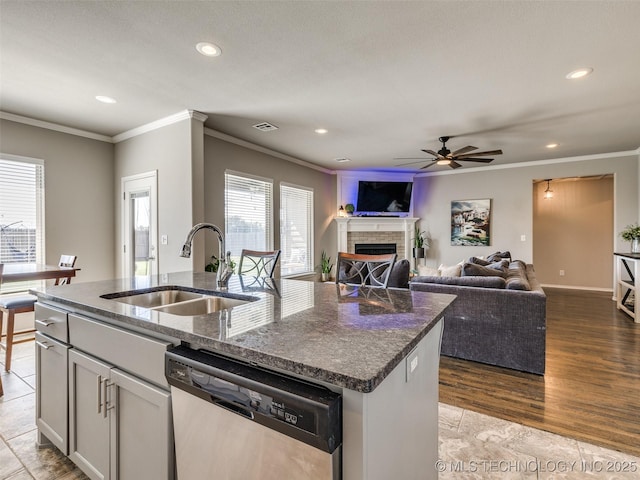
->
xmin=0 ymin=264 xmax=37 ymax=372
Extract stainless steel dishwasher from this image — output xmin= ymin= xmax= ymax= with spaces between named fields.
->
xmin=165 ymin=346 xmax=342 ymax=479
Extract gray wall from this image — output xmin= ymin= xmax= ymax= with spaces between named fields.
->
xmin=413 ymin=153 xmax=639 ymax=289
xmin=114 ymin=117 xmax=205 ymax=276
xmin=0 ymin=119 xmax=115 ymax=282
xmin=203 ymin=134 xmax=337 ymax=278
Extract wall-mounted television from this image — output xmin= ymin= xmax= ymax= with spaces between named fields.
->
xmin=356 ymin=181 xmax=413 ymax=213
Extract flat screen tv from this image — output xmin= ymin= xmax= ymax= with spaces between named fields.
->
xmin=356 ymin=181 xmax=413 ymax=213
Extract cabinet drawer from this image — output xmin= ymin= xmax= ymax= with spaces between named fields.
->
xmin=35 ymin=303 xmax=69 ymax=343
xmin=68 ymin=314 xmax=171 ymax=388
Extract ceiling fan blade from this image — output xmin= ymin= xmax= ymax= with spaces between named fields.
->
xmin=449 ymin=161 xmax=462 ymax=169
xmin=457 ymin=157 xmax=494 ymax=163
xmin=396 ymin=158 xmax=431 ymax=166
xmin=450 ymin=145 xmax=477 ymax=156
xmin=420 ymin=161 xmax=438 ymax=170
xmin=421 ymin=149 xmax=442 ymax=158
xmin=456 ymin=149 xmax=503 ymax=158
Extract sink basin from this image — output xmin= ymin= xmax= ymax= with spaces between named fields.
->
xmin=153 ymin=296 xmax=250 ymax=316
xmin=110 ymin=289 xmax=204 ymax=308
xmin=101 ymin=286 xmax=257 ymax=316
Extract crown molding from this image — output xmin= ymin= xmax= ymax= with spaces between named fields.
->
xmin=113 ymin=110 xmax=208 ymax=143
xmin=204 ymin=127 xmax=335 ymax=175
xmin=0 ymin=111 xmax=113 ymax=143
xmin=414 ymin=149 xmax=640 ymax=177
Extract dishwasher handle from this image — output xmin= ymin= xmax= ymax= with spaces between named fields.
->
xmin=211 ymin=397 xmax=254 ymax=420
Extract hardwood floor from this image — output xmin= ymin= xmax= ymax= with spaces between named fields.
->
xmin=439 ymin=287 xmax=640 ymax=457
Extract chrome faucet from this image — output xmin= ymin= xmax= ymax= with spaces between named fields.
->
xmin=180 ymin=223 xmax=234 ymax=288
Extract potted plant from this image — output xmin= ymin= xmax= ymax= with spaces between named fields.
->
xmin=320 ymin=250 xmax=333 ymax=282
xmin=344 ymin=203 xmax=355 ymax=216
xmin=412 ymin=224 xmax=429 ymax=259
xmin=620 ymin=223 xmax=640 ymax=253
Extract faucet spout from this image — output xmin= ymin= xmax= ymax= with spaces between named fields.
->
xmin=180 ymin=223 xmax=231 ymax=288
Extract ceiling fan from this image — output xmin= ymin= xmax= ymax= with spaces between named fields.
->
xmin=397 ymin=136 xmax=503 ymax=169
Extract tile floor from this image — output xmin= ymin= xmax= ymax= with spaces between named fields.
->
xmin=2 ymin=341 xmax=639 ymax=479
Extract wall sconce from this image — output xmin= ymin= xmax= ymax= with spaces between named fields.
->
xmin=543 ymin=179 xmax=554 ymax=199
xmin=338 ymin=205 xmax=347 ymax=217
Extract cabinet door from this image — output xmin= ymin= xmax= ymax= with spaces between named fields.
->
xmin=110 ymin=369 xmax=174 ymax=480
xmin=69 ymin=349 xmax=111 ymax=480
xmin=35 ymin=332 xmax=69 ymax=454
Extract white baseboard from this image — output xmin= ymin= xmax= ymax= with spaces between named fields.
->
xmin=541 ymin=283 xmax=613 ymax=294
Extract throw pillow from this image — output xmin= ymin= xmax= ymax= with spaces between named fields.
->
xmin=438 ymin=263 xmax=462 ymax=277
xmin=417 ymin=265 xmax=440 ymax=276
xmin=468 ymin=256 xmax=490 ymax=266
xmin=487 ymin=251 xmax=512 ymax=263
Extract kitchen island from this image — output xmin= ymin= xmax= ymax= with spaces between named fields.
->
xmin=32 ymin=272 xmax=454 ymax=480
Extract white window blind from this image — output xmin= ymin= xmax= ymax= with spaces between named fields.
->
xmin=224 ymin=172 xmax=273 ymax=262
xmin=280 ymin=183 xmax=313 ymax=276
xmin=0 ymin=156 xmax=45 ymax=293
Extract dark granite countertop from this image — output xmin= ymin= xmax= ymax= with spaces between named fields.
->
xmin=32 ymin=272 xmax=454 ymax=393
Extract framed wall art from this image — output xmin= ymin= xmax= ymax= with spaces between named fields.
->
xmin=451 ymin=199 xmax=491 ymax=246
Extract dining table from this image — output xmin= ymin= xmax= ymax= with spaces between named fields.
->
xmin=0 ymin=263 xmax=81 ymax=285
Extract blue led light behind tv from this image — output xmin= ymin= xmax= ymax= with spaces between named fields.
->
xmin=356 ymin=181 xmax=413 ymax=213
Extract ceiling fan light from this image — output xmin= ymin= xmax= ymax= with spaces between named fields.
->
xmin=437 ymin=159 xmax=450 ymax=166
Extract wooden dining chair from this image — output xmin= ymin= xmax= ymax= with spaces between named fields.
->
xmin=238 ymin=249 xmax=281 ymax=278
xmin=0 ymin=263 xmax=37 ymax=372
xmin=56 ymin=254 xmax=77 ymax=285
xmin=335 ymin=252 xmax=397 ymax=288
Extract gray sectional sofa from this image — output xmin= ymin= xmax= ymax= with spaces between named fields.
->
xmin=410 ymin=257 xmax=546 ymax=375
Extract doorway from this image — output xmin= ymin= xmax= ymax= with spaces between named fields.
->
xmin=532 ymin=174 xmax=614 ymax=290
xmin=122 ymin=171 xmax=158 ymax=278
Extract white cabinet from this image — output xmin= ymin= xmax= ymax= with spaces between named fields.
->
xmin=69 ymin=349 xmax=173 ymax=480
xmin=35 ymin=303 xmax=70 ymax=453
xmin=35 ymin=331 xmax=69 ymax=453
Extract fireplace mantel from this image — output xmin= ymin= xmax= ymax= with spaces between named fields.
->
xmin=334 ymin=217 xmax=419 ymax=259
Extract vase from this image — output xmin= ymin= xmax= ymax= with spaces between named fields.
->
xmin=632 ymin=238 xmax=640 ymax=254
xmin=321 ymin=272 xmax=330 ymax=282
xmin=412 ymin=247 xmax=425 ymax=259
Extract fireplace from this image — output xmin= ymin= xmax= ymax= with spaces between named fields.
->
xmin=354 ymin=243 xmax=397 ymax=255
xmin=335 ymin=216 xmax=418 ymax=262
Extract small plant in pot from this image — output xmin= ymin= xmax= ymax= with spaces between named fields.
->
xmin=412 ymin=225 xmax=429 ymax=260
xmin=319 ymin=250 xmax=334 ymax=282
xmin=344 ymin=203 xmax=355 ymax=216
xmin=620 ymin=223 xmax=640 ymax=253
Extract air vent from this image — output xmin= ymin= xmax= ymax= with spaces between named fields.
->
xmin=252 ymin=122 xmax=279 ymax=132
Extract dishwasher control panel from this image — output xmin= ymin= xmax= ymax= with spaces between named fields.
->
xmin=165 ymin=346 xmax=342 ymax=454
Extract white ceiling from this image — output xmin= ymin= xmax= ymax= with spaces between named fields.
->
xmin=1 ymin=1 xmax=639 ymax=172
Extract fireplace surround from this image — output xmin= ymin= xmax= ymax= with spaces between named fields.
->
xmin=335 ymin=217 xmax=419 ymax=261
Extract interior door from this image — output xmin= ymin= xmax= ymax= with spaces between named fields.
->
xmin=122 ymin=172 xmax=158 ymax=278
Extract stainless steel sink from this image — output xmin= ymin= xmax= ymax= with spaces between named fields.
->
xmin=111 ymin=289 xmax=204 ymax=308
xmin=153 ymin=296 xmax=250 ymax=316
xmin=101 ymin=286 xmax=257 ymax=316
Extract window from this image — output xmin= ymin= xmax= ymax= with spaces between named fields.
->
xmin=0 ymin=155 xmax=45 ymax=292
xmin=224 ymin=171 xmax=273 ymax=262
xmin=280 ymin=183 xmax=313 ymax=276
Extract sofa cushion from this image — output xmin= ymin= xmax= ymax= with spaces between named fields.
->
xmin=468 ymin=256 xmax=490 ymax=266
xmin=387 ymin=259 xmax=410 ymax=288
xmin=461 ymin=260 xmax=507 ymax=277
xmin=411 ymin=275 xmax=506 ymax=289
xmin=417 ymin=265 xmax=440 ymax=276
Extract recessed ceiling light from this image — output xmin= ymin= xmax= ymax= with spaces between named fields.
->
xmin=315 ymin=128 xmax=328 ymax=134
xmin=335 ymin=158 xmax=351 ymax=163
xmin=95 ymin=95 xmax=117 ymax=104
xmin=565 ymin=67 xmax=593 ymax=80
xmin=196 ymin=42 xmax=222 ymax=57
xmin=546 ymin=143 xmax=559 ymax=149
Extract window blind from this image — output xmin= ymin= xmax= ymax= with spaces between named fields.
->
xmin=280 ymin=183 xmax=313 ymax=276
xmin=0 ymin=157 xmax=45 ymax=293
xmin=224 ymin=172 xmax=273 ymax=262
